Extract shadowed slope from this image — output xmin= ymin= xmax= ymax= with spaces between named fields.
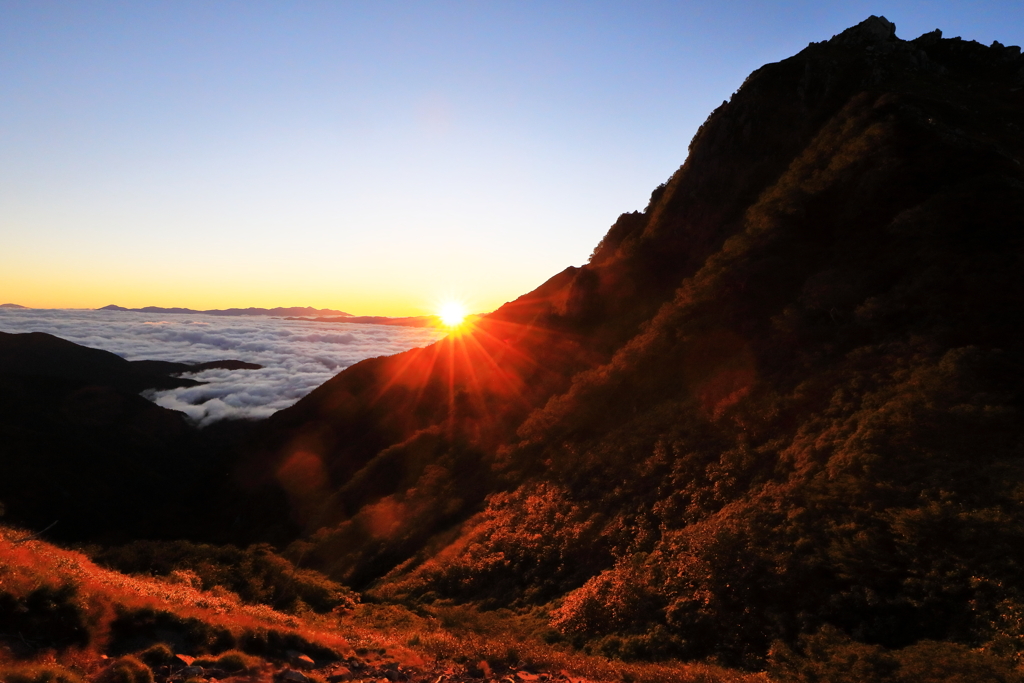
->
xmin=0 ymin=332 xmax=259 ymax=541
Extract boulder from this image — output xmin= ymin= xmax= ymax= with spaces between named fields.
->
xmin=285 ymin=651 xmax=316 ymax=670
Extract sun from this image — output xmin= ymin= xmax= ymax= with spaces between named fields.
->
xmin=438 ymin=301 xmax=468 ymax=328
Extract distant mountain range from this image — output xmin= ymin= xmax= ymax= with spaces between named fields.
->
xmin=6 ymin=303 xmax=440 ymax=327
xmin=99 ymin=304 xmax=352 ymax=317
xmin=287 ymin=314 xmax=444 ymax=327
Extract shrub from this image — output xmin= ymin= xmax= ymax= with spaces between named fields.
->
xmin=92 ymin=541 xmax=358 ymax=614
xmin=107 ymin=607 xmax=234 ymax=656
xmin=238 ymin=628 xmax=339 ymax=663
xmin=137 ymin=643 xmax=175 ymax=667
xmin=192 ymin=650 xmax=259 ymax=673
xmin=95 ymin=657 xmax=153 ymax=683
xmin=768 ymin=628 xmax=1024 ymax=683
xmin=213 ymin=650 xmax=260 ymax=673
xmin=0 ymin=583 xmax=91 ymax=651
xmin=550 ymin=563 xmax=661 ymax=638
xmin=0 ymin=664 xmax=83 ymax=683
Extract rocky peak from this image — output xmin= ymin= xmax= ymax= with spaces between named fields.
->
xmin=830 ymin=14 xmax=897 ymax=45
xmin=913 ymin=28 xmax=942 ymax=46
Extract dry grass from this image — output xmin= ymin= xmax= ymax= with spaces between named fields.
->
xmin=0 ymin=526 xmax=760 ymax=682
xmin=328 ymin=602 xmax=764 ymax=683
xmin=0 ymin=526 xmax=349 ymax=664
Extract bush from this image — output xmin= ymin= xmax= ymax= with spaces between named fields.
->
xmin=95 ymin=657 xmax=153 ymax=683
xmin=0 ymin=664 xmax=84 ymax=683
xmin=0 ymin=583 xmax=91 ymax=651
xmin=107 ymin=607 xmax=234 ymax=656
xmin=550 ymin=563 xmax=661 ymax=638
xmin=137 ymin=643 xmax=175 ymax=667
xmin=768 ymin=628 xmax=1024 ymax=683
xmin=214 ymin=650 xmax=260 ymax=673
xmin=238 ymin=628 xmax=339 ymax=663
xmin=192 ymin=650 xmax=259 ymax=673
xmin=92 ymin=541 xmax=358 ymax=614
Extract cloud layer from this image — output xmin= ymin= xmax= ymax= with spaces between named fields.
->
xmin=0 ymin=309 xmax=444 ymax=425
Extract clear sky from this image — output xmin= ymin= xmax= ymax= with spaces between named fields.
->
xmin=2 ymin=1 xmax=1021 ymax=316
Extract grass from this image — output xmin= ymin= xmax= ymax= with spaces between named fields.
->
xmin=0 ymin=524 xmax=760 ymax=682
xmin=0 ymin=525 xmax=349 ymax=667
xmin=326 ymin=602 xmax=764 ymax=683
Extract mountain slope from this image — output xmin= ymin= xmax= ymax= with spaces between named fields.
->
xmin=226 ymin=16 xmax=1024 ymax=666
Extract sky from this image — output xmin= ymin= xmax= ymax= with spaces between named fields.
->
xmin=2 ymin=1 xmax=1022 ymax=316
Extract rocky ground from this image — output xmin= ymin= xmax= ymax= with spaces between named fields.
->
xmin=124 ymin=649 xmax=601 ymax=683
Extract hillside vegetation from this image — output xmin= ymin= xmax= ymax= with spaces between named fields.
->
xmin=0 ymin=525 xmax=759 ymax=683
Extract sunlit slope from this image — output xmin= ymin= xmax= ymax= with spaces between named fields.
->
xmin=0 ymin=526 xmax=771 ymax=683
xmin=227 ymin=17 xmax=1024 ymax=667
xmin=0 ymin=525 xmax=352 ymax=662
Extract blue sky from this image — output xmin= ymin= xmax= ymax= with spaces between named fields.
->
xmin=2 ymin=1 xmax=1021 ymax=315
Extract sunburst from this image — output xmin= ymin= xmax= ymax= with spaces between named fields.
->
xmin=437 ymin=300 xmax=468 ymax=328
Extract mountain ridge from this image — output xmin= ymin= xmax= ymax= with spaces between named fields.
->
xmin=218 ymin=15 xmax=1024 ymax=667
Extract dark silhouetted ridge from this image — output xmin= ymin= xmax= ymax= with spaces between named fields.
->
xmin=0 ymin=331 xmax=261 ymax=540
xmin=0 ymin=331 xmax=199 ymax=393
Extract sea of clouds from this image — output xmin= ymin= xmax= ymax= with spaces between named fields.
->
xmin=0 ymin=308 xmax=445 ymax=425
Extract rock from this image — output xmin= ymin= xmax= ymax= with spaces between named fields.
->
xmin=285 ymin=651 xmax=315 ymax=670
xmin=180 ymin=666 xmax=205 ymax=678
xmin=326 ymin=669 xmax=351 ymax=682
xmin=281 ymin=671 xmax=308 ymax=683
xmin=175 ymin=655 xmax=195 ymax=666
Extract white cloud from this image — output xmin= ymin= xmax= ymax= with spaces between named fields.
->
xmin=0 ymin=308 xmax=444 ymax=426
